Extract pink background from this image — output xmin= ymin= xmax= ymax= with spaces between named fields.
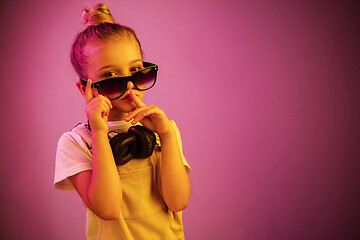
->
xmin=0 ymin=0 xmax=359 ymax=239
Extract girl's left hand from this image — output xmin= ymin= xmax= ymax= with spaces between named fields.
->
xmin=125 ymin=91 xmax=171 ymax=137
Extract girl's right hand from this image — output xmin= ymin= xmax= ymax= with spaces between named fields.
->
xmin=85 ymin=79 xmax=113 ymax=134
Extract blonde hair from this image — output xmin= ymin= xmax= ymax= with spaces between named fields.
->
xmin=70 ymin=3 xmax=142 ymax=79
xmin=81 ymin=3 xmax=115 ymax=26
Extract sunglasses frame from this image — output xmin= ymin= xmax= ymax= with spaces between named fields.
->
xmin=80 ymin=62 xmax=158 ymax=100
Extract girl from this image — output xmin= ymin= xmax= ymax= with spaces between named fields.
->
xmin=54 ymin=3 xmax=191 ymax=239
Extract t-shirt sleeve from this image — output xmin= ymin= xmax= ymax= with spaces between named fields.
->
xmin=54 ymin=131 xmax=93 ymax=191
xmin=169 ymin=120 xmax=191 ymax=174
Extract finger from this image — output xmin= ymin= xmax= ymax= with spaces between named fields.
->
xmin=130 ymin=109 xmax=149 ymax=125
xmin=86 ymin=94 xmax=113 ymax=112
xmin=130 ymin=90 xmax=146 ymax=108
xmin=87 ymin=103 xmax=108 ymax=115
xmin=130 ymin=106 xmax=163 ymax=125
xmin=125 ymin=105 xmax=151 ymax=122
xmin=87 ymin=102 xmax=111 ymax=119
xmin=86 ymin=97 xmax=112 ymax=117
xmin=85 ymin=79 xmax=93 ymax=104
xmin=98 ymin=94 xmax=113 ymax=110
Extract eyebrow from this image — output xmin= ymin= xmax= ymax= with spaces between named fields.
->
xmin=97 ymin=59 xmax=143 ymax=72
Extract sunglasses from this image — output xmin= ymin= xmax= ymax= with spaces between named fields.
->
xmin=80 ymin=62 xmax=158 ymax=100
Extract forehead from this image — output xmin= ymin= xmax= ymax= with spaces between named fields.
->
xmin=84 ymin=38 xmax=142 ymax=68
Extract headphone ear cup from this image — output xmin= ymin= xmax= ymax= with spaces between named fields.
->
xmin=128 ymin=126 xmax=156 ymax=159
xmin=110 ymin=133 xmax=137 ymax=165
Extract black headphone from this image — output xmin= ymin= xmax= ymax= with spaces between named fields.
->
xmin=85 ymin=123 xmax=156 ymax=166
xmin=109 ymin=126 xmax=156 ymax=166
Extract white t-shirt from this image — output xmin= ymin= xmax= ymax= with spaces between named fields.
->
xmin=54 ymin=120 xmax=190 ymax=240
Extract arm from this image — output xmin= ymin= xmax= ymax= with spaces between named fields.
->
xmin=159 ymin=124 xmax=191 ymax=211
xmin=70 ymin=80 xmax=122 ymax=220
xmin=125 ymin=91 xmax=191 ymax=212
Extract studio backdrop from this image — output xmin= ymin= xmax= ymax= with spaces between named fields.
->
xmin=0 ymin=0 xmax=359 ymax=239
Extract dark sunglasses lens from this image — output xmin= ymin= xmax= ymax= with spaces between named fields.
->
xmin=134 ymin=68 xmax=156 ymax=90
xmin=98 ymin=78 xmax=126 ymax=99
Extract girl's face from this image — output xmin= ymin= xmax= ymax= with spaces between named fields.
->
xmin=84 ymin=37 xmax=144 ymax=119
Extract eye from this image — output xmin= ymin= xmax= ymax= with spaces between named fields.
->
xmin=130 ymin=66 xmax=142 ymax=73
xmin=104 ymin=71 xmax=118 ymax=78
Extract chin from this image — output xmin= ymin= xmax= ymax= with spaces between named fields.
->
xmin=115 ymin=102 xmax=137 ymax=113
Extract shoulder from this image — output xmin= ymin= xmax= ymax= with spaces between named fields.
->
xmin=169 ymin=120 xmax=183 ymax=142
xmin=54 ymin=123 xmax=93 ymax=191
xmin=57 ymin=123 xmax=92 ymax=150
xmin=168 ymin=120 xmax=181 ymax=135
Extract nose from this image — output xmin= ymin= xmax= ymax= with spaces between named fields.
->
xmin=125 ymin=80 xmax=135 ymax=90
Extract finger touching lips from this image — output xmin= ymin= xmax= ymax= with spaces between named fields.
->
xmin=130 ymin=90 xmax=146 ymax=107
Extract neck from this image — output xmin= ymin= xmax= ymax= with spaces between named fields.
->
xmin=108 ymin=111 xmax=128 ymax=121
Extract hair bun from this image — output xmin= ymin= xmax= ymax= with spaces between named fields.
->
xmin=81 ymin=3 xmax=115 ymax=26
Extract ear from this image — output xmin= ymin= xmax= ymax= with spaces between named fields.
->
xmin=76 ymin=81 xmax=86 ymax=96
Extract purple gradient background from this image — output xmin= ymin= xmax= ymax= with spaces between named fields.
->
xmin=0 ymin=0 xmax=359 ymax=239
